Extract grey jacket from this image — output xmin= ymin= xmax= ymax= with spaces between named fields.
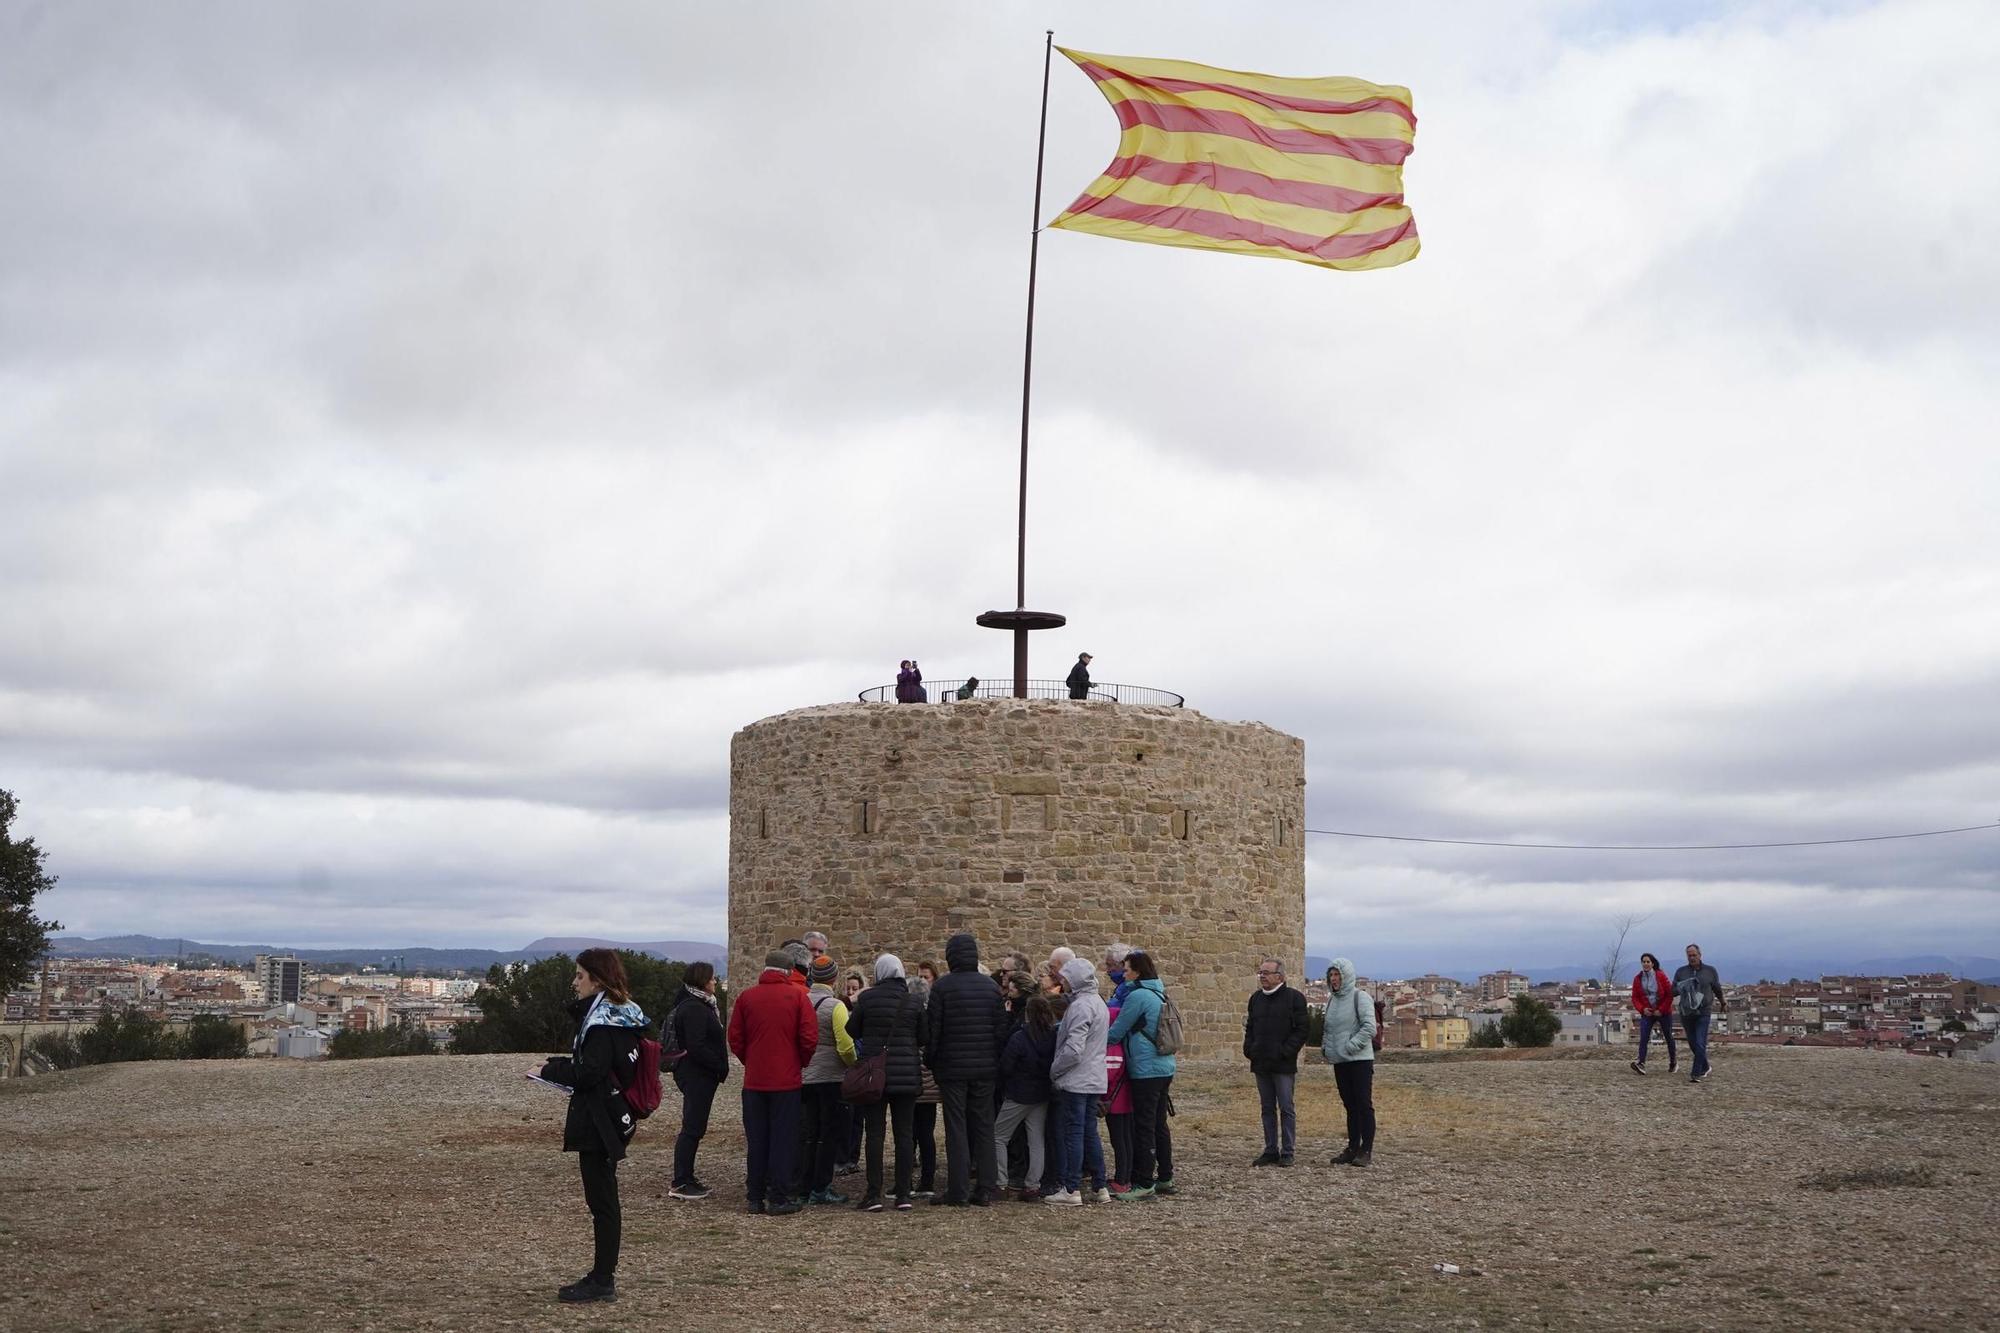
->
xmin=802 ymin=987 xmax=849 ymax=1085
xmin=1049 ymin=958 xmax=1109 ymax=1093
xmin=1320 ymin=956 xmax=1376 ymax=1064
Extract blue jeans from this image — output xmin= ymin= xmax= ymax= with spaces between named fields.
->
xmin=1255 ymin=1072 xmax=1297 ymax=1155
xmin=1055 ymin=1090 xmax=1105 ymax=1193
xmin=1636 ymin=1013 xmax=1677 ymax=1068
xmin=1683 ymin=1012 xmax=1712 ymax=1077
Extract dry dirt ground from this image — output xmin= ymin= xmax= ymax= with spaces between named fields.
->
xmin=2 ymin=1045 xmax=1995 ymax=1332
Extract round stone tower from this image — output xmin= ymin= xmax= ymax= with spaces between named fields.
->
xmin=727 ymin=698 xmax=1305 ymax=1056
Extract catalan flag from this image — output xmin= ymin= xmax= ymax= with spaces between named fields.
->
xmin=1049 ymin=49 xmax=1418 ymax=272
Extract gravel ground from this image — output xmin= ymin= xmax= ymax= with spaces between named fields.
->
xmin=2 ymin=1045 xmax=1994 ymax=1332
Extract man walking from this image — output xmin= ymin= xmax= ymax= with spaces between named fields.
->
xmin=1673 ymin=943 xmax=1726 ymax=1084
xmin=726 ymin=948 xmax=818 ymax=1215
xmin=1065 ymin=652 xmax=1093 ymax=700
xmin=924 ymin=932 xmax=1007 ymax=1205
xmin=1244 ymin=957 xmax=1309 ymax=1167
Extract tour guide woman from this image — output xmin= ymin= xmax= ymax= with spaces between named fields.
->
xmin=537 ymin=948 xmax=649 ymax=1305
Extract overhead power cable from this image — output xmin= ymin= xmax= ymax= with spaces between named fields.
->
xmin=1302 ymin=821 xmax=2000 ymax=852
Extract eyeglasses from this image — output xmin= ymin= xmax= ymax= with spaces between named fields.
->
xmin=1256 ymin=970 xmax=1281 ymax=978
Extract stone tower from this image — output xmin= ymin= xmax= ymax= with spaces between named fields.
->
xmin=727 ymin=698 xmax=1305 ymax=1056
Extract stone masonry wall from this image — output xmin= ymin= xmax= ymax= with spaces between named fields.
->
xmin=727 ymin=699 xmax=1305 ymax=1056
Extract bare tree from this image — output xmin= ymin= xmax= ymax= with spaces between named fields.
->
xmin=1600 ymin=912 xmax=1650 ymax=994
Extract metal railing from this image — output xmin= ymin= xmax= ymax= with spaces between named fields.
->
xmin=857 ymin=678 xmax=1184 ymax=707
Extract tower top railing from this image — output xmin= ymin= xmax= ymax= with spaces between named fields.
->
xmin=856 ymin=678 xmax=1184 ymax=707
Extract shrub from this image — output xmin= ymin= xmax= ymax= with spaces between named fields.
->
xmin=1499 ymin=995 xmax=1559 ymax=1048
xmin=181 ymin=1015 xmax=249 ymax=1060
xmin=329 ymin=1020 xmax=438 ymax=1059
xmin=27 ymin=1031 xmax=83 ymax=1070
xmin=75 ymin=1009 xmax=181 ymax=1064
xmin=1465 ymin=1022 xmax=1506 ymax=1049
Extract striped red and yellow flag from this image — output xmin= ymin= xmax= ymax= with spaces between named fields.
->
xmin=1049 ymin=49 xmax=1418 ymax=272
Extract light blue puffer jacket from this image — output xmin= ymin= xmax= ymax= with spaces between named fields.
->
xmin=1320 ymin=957 xmax=1376 ymax=1064
xmin=1106 ymin=978 xmax=1177 ymax=1079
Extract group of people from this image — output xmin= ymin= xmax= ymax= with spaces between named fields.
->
xmin=889 ymin=652 xmax=1095 ymax=703
xmin=1629 ymin=943 xmax=1727 ymax=1082
xmin=539 ymin=937 xmax=1380 ymax=1306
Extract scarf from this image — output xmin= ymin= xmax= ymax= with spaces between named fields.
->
xmin=684 ymin=983 xmax=718 ymax=1011
xmin=1639 ymin=970 xmax=1660 ymax=1003
xmin=573 ymin=991 xmax=648 ymax=1058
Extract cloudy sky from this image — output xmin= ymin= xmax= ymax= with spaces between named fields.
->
xmin=5 ymin=0 xmax=1997 ymax=974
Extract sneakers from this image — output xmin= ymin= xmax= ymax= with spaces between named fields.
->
xmin=911 ymin=1187 xmax=935 ymax=1200
xmin=1630 ymin=1060 xmax=1646 ymax=1075
xmin=894 ymin=1195 xmax=913 ymax=1211
xmin=1350 ymin=1151 xmax=1372 ymax=1168
xmin=834 ymin=1161 xmax=860 ymax=1176
xmin=668 ymin=1182 xmax=711 ymax=1201
xmin=856 ymin=1193 xmax=884 ymax=1212
xmin=1154 ymin=1177 xmax=1178 ymax=1194
xmin=1041 ymin=1188 xmax=1083 ymax=1207
xmin=767 ymin=1198 xmax=803 ymax=1215
xmin=928 ymin=1194 xmax=967 ymax=1207
xmin=1278 ymin=1154 xmax=1294 ymax=1169
xmin=1331 ymin=1146 xmax=1359 ymax=1166
xmin=807 ymin=1188 xmax=850 ymax=1206
xmin=1107 ymin=1181 xmax=1132 ymax=1196
xmin=557 ymin=1275 xmax=616 ymax=1304
xmin=1113 ymin=1184 xmax=1155 ymax=1201
xmin=1086 ymin=1186 xmax=1111 ymax=1203
xmin=1014 ymin=1187 xmax=1042 ymax=1202
xmin=746 ymin=1199 xmax=766 ymax=1215
xmin=1252 ymin=1150 xmax=1281 ymax=1167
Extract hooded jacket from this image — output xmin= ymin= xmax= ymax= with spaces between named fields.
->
xmin=1049 ymin=958 xmax=1109 ymax=1093
xmin=846 ymin=974 xmax=927 ymax=1098
xmin=1320 ymin=957 xmax=1376 ymax=1065
xmin=1106 ymin=977 xmax=1177 ymax=1080
xmin=924 ymin=933 xmax=1006 ymax=1082
xmin=727 ymin=967 xmax=819 ymax=1092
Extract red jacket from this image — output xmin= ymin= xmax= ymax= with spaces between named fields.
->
xmin=1631 ymin=968 xmax=1673 ymax=1015
xmin=727 ymin=968 xmax=819 ymax=1091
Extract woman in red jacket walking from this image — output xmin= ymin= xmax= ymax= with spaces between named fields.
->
xmin=1629 ymin=952 xmax=1677 ymax=1075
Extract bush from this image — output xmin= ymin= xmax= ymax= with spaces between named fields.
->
xmin=329 ymin=1020 xmax=438 ymax=1059
xmin=1499 ymin=995 xmax=1559 ymax=1048
xmin=27 ymin=1031 xmax=83 ymax=1070
xmin=1466 ymin=1022 xmax=1506 ymax=1049
xmin=75 ymin=1009 xmax=181 ymax=1064
xmin=181 ymin=1015 xmax=249 ymax=1060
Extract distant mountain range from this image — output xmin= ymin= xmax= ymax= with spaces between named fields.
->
xmin=47 ymin=934 xmax=728 ymax=974
xmin=1305 ymin=952 xmax=2000 ymax=987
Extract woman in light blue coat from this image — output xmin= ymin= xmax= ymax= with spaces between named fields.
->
xmin=1104 ymin=950 xmax=1177 ymax=1198
xmin=1321 ymin=957 xmax=1377 ymax=1167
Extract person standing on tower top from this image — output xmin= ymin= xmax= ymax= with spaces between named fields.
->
xmin=1066 ymin=652 xmax=1093 ymax=700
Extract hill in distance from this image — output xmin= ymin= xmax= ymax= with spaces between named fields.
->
xmin=48 ymin=934 xmax=728 ymax=973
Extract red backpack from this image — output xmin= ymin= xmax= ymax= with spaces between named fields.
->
xmin=622 ymin=1035 xmax=663 ymax=1120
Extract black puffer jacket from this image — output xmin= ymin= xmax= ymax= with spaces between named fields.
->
xmin=846 ymin=975 xmax=927 ymax=1098
xmin=669 ymin=989 xmax=728 ymax=1084
xmin=541 ymin=997 xmax=643 ymax=1160
xmin=925 ymin=934 xmax=1006 ymax=1081
xmin=1244 ymin=983 xmax=1310 ymax=1076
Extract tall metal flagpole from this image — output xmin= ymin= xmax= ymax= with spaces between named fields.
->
xmin=978 ymin=30 xmax=1067 ymax=696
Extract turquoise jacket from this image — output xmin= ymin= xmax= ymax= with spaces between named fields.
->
xmin=1320 ymin=957 xmax=1376 ymax=1064
xmin=1105 ymin=978 xmax=1177 ymax=1079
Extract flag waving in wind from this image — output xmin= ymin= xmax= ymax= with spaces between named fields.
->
xmin=1049 ymin=49 xmax=1418 ymax=272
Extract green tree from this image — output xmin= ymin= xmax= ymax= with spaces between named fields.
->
xmin=0 ymin=789 xmax=63 ymax=997
xmin=75 ymin=1008 xmax=181 ymax=1064
xmin=330 ymin=1019 xmax=437 ymax=1059
xmin=1466 ymin=1021 xmax=1506 ymax=1048
xmin=450 ymin=955 xmax=582 ymax=1054
xmin=182 ymin=1015 xmax=249 ymax=1059
xmin=1940 ymin=1019 xmax=1967 ymax=1034
xmin=27 ymin=1031 xmax=83 ymax=1070
xmin=1498 ymin=995 xmax=1559 ymax=1048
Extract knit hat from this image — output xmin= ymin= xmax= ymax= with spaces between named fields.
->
xmin=810 ymin=956 xmax=839 ymax=985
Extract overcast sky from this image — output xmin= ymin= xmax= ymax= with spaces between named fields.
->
xmin=5 ymin=1 xmax=1997 ymax=975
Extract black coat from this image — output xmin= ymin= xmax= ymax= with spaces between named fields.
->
xmin=1244 ymin=984 xmax=1310 ymax=1076
xmin=1065 ymin=660 xmax=1091 ymax=699
xmin=846 ymin=976 xmax=928 ymax=1098
xmin=542 ymin=997 xmax=643 ymax=1160
xmin=999 ymin=1024 xmax=1056 ymax=1105
xmin=925 ymin=934 xmax=1006 ymax=1082
xmin=668 ymin=990 xmax=729 ymax=1085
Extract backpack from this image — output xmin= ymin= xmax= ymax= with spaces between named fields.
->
xmin=1351 ymin=988 xmax=1386 ymax=1053
xmin=1149 ymin=988 xmax=1185 ymax=1057
xmin=622 ymin=1034 xmax=663 ymax=1120
xmin=1675 ymin=971 xmax=1711 ymax=1018
xmin=661 ymin=1007 xmax=687 ymax=1072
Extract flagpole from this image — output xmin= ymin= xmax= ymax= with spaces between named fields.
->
xmin=979 ymin=30 xmax=1066 ymax=695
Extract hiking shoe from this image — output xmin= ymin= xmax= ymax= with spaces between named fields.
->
xmin=1015 ymin=1187 xmax=1042 ymax=1202
xmin=1252 ymin=1150 xmax=1281 ymax=1167
xmin=1107 ymin=1181 xmax=1132 ymax=1195
xmin=1041 ymin=1188 xmax=1082 ymax=1206
xmin=1630 ymin=1060 xmax=1646 ymax=1075
xmin=809 ymin=1188 xmax=850 ymax=1206
xmin=834 ymin=1161 xmax=860 ymax=1176
xmin=557 ymin=1276 xmax=616 ymax=1304
xmin=1350 ymin=1151 xmax=1372 ymax=1168
xmin=1086 ymin=1186 xmax=1111 ymax=1203
xmin=767 ymin=1198 xmax=803 ymax=1216
xmin=1155 ymin=1177 xmax=1179 ymax=1194
xmin=746 ymin=1199 xmax=766 ymax=1215
xmin=1331 ymin=1146 xmax=1359 ymax=1166
xmin=856 ymin=1193 xmax=884 ymax=1212
xmin=668 ymin=1182 xmax=711 ymax=1201
xmin=1278 ymin=1153 xmax=1294 ymax=1168
xmin=969 ymin=1193 xmax=992 ymax=1207
xmin=894 ymin=1195 xmax=913 ymax=1211
xmin=1113 ymin=1184 xmax=1155 ymax=1201
xmin=929 ymin=1193 xmax=967 ymax=1207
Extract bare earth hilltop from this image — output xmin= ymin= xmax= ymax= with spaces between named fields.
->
xmin=3 ymin=1047 xmax=1994 ymax=1332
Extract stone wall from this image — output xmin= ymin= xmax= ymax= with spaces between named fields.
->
xmin=727 ymin=699 xmax=1305 ymax=1056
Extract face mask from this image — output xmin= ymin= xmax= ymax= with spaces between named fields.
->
xmin=1109 ymin=970 xmax=1125 ymax=985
